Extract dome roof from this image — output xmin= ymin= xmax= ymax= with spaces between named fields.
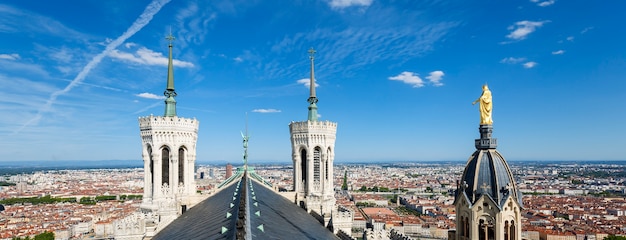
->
xmin=458 ymin=149 xmax=522 ymax=208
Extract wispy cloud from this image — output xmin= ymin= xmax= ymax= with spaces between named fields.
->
xmin=389 ymin=71 xmax=424 ymax=88
xmin=506 ymin=20 xmax=549 ymax=41
xmin=16 ymin=0 xmax=172 ymax=133
xmin=523 ymin=61 xmax=538 ymax=68
xmin=109 ymin=47 xmax=194 ymax=67
xmin=175 ymin=1 xmax=217 ymax=49
xmin=252 ymin=109 xmax=281 ymax=113
xmin=426 ymin=71 xmax=444 ymax=87
xmin=233 ymin=57 xmax=243 ymax=62
xmin=136 ymin=92 xmax=166 ymax=100
xmin=566 ymin=36 xmax=574 ymax=42
xmin=500 ymin=57 xmax=527 ymax=64
xmin=0 ymin=53 xmax=19 ymax=60
xmin=296 ymin=78 xmax=319 ymax=88
xmin=530 ymin=0 xmax=555 ymax=7
xmin=581 ymin=27 xmax=593 ymax=34
xmin=327 ymin=0 xmax=373 ymax=9
xmin=552 ymin=50 xmax=565 ymax=55
xmin=0 ymin=4 xmax=90 ymax=40
xmin=266 ymin=6 xmax=460 ymax=79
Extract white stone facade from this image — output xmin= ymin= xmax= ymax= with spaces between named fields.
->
xmin=455 ymin=193 xmax=522 ymax=240
xmin=114 ymin=115 xmax=200 ymax=239
xmin=289 ymin=120 xmax=337 ymax=220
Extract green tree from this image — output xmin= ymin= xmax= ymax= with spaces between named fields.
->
xmin=342 ymin=170 xmax=348 ymax=190
xmin=33 ymin=232 xmax=54 ymax=240
xmin=359 ymin=186 xmax=367 ymax=191
xmin=604 ymin=236 xmax=626 ymax=240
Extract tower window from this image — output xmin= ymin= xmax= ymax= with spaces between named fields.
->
xmin=178 ymin=148 xmax=185 ymax=184
xmin=313 ymin=147 xmax=321 ymax=181
xmin=300 ymin=149 xmax=307 ymax=182
xmin=162 ymin=147 xmax=170 ymax=186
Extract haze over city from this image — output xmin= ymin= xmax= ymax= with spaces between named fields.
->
xmin=1 ymin=0 xmax=624 ymax=162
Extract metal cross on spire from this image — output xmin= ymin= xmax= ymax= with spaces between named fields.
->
xmin=166 ymin=27 xmax=175 ymax=45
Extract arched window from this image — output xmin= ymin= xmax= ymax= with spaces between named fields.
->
xmin=313 ymin=147 xmax=321 ymax=182
xmin=147 ymin=145 xmax=154 ymax=192
xmin=300 ymin=149 xmax=307 ymax=182
xmin=464 ymin=217 xmax=469 ymax=238
xmin=162 ymin=147 xmax=170 ymax=186
xmin=510 ymin=222 xmax=516 ymax=240
xmin=178 ymin=147 xmax=185 ymax=184
xmin=504 ymin=221 xmax=509 ymax=240
xmin=325 ymin=148 xmax=331 ymax=180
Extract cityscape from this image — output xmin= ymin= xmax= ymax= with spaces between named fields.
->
xmin=2 ymin=0 xmax=626 ymax=240
xmin=0 ymin=161 xmax=625 ymax=239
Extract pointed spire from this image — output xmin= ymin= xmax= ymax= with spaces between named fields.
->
xmin=163 ymin=31 xmax=177 ymax=117
xmin=307 ymin=48 xmax=318 ymax=122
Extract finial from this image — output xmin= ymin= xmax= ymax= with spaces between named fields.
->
xmin=166 ymin=27 xmax=175 ymax=46
xmin=242 ymin=113 xmax=250 ymax=170
xmin=307 ymin=48 xmax=318 ymax=121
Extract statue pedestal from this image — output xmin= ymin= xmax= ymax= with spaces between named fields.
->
xmin=475 ymin=124 xmax=497 ymax=149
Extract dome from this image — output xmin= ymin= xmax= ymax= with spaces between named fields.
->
xmin=456 ymin=124 xmax=522 ymax=208
xmin=459 ymin=149 xmax=522 ymax=207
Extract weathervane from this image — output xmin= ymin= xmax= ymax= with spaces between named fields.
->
xmin=241 ymin=113 xmax=250 ymax=170
xmin=166 ymin=27 xmax=175 ymax=45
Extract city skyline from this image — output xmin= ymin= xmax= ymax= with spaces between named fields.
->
xmin=1 ymin=0 xmax=625 ymax=162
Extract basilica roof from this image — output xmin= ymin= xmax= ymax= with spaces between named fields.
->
xmin=153 ymin=173 xmax=338 ymax=240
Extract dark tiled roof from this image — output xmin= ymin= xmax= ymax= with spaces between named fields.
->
xmin=458 ymin=149 xmax=523 ymax=208
xmin=153 ymin=179 xmax=242 ymax=240
xmin=248 ymin=179 xmax=338 ymax=240
xmin=154 ymin=174 xmax=338 ymax=240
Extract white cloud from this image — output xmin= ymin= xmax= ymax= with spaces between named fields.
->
xmin=136 ymin=92 xmax=166 ymax=100
xmin=109 ymin=47 xmax=194 ymax=68
xmin=581 ymin=27 xmax=593 ymax=34
xmin=252 ymin=109 xmax=281 ymax=113
xmin=233 ymin=57 xmax=243 ymax=62
xmin=523 ymin=61 xmax=538 ymax=68
xmin=426 ymin=70 xmax=444 ymax=87
xmin=535 ymin=0 xmax=555 ymax=7
xmin=506 ymin=20 xmax=549 ymax=40
xmin=296 ymin=78 xmax=319 ymax=88
xmin=500 ymin=57 xmax=527 ymax=64
xmin=552 ymin=50 xmax=565 ymax=55
xmin=566 ymin=36 xmax=574 ymax=41
xmin=125 ymin=42 xmax=137 ymax=48
xmin=328 ymin=0 xmax=373 ymax=9
xmin=0 ymin=53 xmax=20 ymax=60
xmin=389 ymin=71 xmax=424 ymax=88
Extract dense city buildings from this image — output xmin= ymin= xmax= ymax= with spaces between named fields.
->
xmin=1 ymin=162 xmax=624 ymax=239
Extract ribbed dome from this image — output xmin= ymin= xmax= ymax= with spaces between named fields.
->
xmin=459 ymin=149 xmax=521 ymax=207
xmin=456 ymin=124 xmax=522 ymax=208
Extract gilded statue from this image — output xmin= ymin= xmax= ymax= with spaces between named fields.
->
xmin=472 ymin=84 xmax=493 ymax=125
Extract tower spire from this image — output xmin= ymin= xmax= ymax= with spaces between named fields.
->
xmin=164 ymin=31 xmax=177 ymax=117
xmin=307 ymin=48 xmax=318 ymax=122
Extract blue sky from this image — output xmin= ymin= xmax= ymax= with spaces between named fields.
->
xmin=1 ymin=0 xmax=624 ymax=162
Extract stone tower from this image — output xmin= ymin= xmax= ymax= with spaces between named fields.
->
xmin=289 ymin=48 xmax=337 ymax=223
xmin=138 ymin=34 xmax=199 ymax=229
xmin=452 ymin=85 xmax=522 ymax=240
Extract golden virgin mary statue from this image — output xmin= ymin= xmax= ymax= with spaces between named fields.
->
xmin=472 ymin=84 xmax=493 ymax=125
